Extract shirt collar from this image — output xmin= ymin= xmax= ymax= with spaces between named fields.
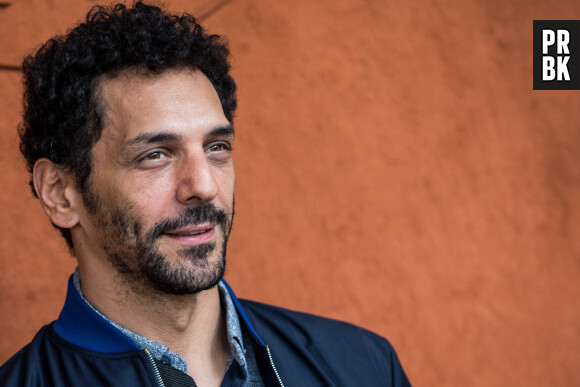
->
xmin=71 ymin=268 xmax=249 ymax=379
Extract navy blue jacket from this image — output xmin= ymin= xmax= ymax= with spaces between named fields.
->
xmin=0 ymin=277 xmax=411 ymax=386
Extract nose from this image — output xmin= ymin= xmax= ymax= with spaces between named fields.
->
xmin=176 ymin=152 xmax=219 ymax=204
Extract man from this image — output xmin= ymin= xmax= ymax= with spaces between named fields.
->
xmin=0 ymin=2 xmax=410 ymax=386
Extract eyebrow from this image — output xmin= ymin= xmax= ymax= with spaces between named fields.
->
xmin=208 ymin=124 xmax=235 ymax=138
xmin=124 ymin=132 xmax=182 ymax=148
xmin=123 ymin=124 xmax=234 ymax=148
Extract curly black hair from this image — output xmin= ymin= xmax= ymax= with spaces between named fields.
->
xmin=19 ymin=1 xmax=237 ymax=249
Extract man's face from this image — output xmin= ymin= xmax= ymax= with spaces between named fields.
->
xmin=80 ymin=69 xmax=235 ymax=295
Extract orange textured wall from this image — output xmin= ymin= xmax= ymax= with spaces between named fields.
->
xmin=1 ymin=1 xmax=580 ymax=385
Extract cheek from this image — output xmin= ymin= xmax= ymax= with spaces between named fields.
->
xmin=217 ymin=169 xmax=235 ymax=204
xmin=134 ymin=184 xmax=176 ymax=219
xmin=109 ymin=173 xmax=176 ymax=224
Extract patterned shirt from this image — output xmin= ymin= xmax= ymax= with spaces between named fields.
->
xmin=72 ymin=268 xmax=264 ymax=386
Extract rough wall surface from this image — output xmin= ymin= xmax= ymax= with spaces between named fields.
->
xmin=1 ymin=0 xmax=580 ymax=386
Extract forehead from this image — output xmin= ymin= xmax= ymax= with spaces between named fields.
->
xmin=95 ymin=68 xmax=228 ymax=147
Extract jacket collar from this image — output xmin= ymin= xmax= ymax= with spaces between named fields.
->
xmin=52 ymin=274 xmax=266 ymax=353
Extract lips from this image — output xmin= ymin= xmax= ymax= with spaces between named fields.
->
xmin=166 ymin=228 xmax=212 ymax=237
xmin=163 ymin=223 xmax=216 ymax=245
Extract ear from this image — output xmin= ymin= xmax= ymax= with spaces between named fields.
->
xmin=32 ymin=158 xmax=81 ymax=229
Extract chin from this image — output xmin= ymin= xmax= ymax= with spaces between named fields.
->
xmin=142 ymin=242 xmax=227 ymax=295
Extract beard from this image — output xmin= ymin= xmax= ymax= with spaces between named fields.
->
xmin=82 ymin=186 xmax=233 ymax=295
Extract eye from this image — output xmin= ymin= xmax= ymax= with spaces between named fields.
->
xmin=135 ymin=149 xmax=170 ymax=165
xmin=144 ymin=151 xmax=165 ymax=160
xmin=206 ymin=142 xmax=232 ymax=153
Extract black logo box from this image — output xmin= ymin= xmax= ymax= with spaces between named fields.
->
xmin=533 ymin=20 xmax=580 ymax=90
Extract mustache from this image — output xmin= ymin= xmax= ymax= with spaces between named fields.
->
xmin=145 ymin=203 xmax=228 ymax=242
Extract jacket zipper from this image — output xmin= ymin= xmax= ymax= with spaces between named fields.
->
xmin=266 ymin=345 xmax=284 ymax=387
xmin=144 ymin=349 xmax=165 ymax=387
xmin=146 ymin=345 xmax=280 ymax=387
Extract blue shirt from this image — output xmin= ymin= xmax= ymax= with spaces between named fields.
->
xmin=72 ymin=269 xmax=264 ymax=386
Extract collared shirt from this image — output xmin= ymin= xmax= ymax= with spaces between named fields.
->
xmin=72 ymin=269 xmax=264 ymax=386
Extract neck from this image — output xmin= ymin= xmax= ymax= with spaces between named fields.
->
xmin=77 ymin=258 xmax=230 ymax=385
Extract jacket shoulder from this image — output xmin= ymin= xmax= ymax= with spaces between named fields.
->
xmin=240 ymin=298 xmax=387 ymax=343
xmin=0 ymin=325 xmax=51 ymax=386
xmin=1 ymin=323 xmax=161 ymax=386
xmin=239 ymin=299 xmax=411 ymax=386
